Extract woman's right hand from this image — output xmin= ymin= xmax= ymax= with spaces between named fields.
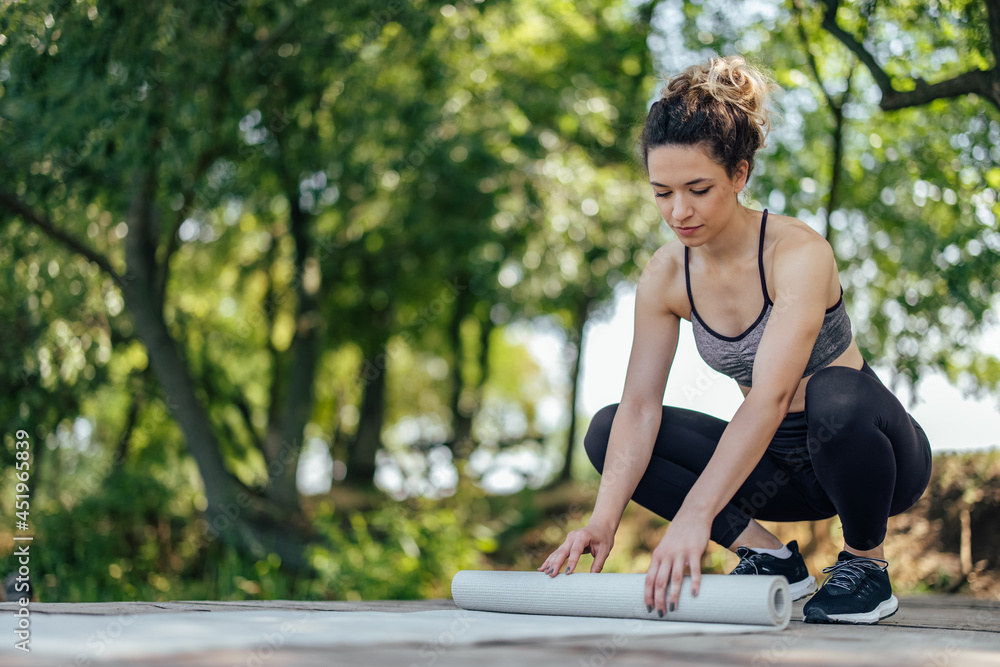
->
xmin=537 ymin=523 xmax=615 ymax=577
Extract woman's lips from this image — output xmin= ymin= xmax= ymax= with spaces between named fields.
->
xmin=675 ymin=226 xmax=700 ymax=237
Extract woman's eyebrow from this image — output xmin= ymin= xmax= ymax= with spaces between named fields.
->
xmin=650 ymin=177 xmax=713 ymax=187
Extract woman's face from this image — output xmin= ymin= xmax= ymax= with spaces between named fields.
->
xmin=647 ymin=144 xmax=747 ymax=244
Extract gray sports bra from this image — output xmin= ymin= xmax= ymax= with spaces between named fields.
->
xmin=684 ymin=209 xmax=853 ymax=387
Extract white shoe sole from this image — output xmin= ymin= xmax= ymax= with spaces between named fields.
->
xmin=821 ymin=595 xmax=899 ymax=624
xmin=789 ymin=575 xmax=817 ymax=601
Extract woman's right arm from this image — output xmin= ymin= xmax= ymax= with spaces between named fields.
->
xmin=538 ymin=249 xmax=681 ymax=576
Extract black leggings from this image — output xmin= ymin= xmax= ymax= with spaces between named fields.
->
xmin=584 ymin=362 xmax=932 ymax=551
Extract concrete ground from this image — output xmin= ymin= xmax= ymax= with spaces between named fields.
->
xmin=1 ymin=593 xmax=998 ymax=666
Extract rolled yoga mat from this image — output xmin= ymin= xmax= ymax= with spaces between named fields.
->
xmin=452 ymin=571 xmax=791 ymax=629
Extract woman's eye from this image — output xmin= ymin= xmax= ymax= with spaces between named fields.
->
xmin=654 ymin=188 xmax=710 ymax=197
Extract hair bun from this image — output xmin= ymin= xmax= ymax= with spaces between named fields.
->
xmin=661 ymin=55 xmax=775 ymax=150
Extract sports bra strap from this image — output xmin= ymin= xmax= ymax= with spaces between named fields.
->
xmin=684 ymin=246 xmax=695 ymax=312
xmin=685 ymin=210 xmax=770 ymax=313
xmin=757 ymin=209 xmax=771 ymax=305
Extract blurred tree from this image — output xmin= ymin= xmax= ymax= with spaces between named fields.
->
xmin=4 ymin=0 xmax=1000 ymax=603
xmin=0 ymin=1 xmax=437 ymax=568
xmin=441 ymin=0 xmax=667 ymax=483
xmin=816 ymin=0 xmax=1000 ymax=111
xmin=798 ymin=0 xmax=1000 ymax=397
xmin=320 ymin=0 xmax=671 ymax=488
xmin=1 ymin=0 xmax=668 ymax=573
xmin=663 ymin=0 xmax=1000 ymax=399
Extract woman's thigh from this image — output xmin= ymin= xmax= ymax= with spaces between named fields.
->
xmin=587 ymin=404 xmax=837 ymax=524
xmin=804 ymin=364 xmax=933 ymax=516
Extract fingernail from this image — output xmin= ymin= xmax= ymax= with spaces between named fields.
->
xmin=657 ymin=609 xmax=663 ymax=618
xmin=646 ymin=604 xmax=652 ymax=613
xmin=669 ymin=602 xmax=676 ymax=612
xmin=566 ymin=566 xmax=571 ymax=574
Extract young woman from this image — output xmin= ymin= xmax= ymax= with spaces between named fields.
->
xmin=537 ymin=55 xmax=932 ymax=625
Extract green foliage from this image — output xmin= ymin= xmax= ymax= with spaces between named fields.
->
xmin=307 ymin=482 xmax=490 ymax=600
xmin=31 ymin=467 xmax=198 ymax=601
xmin=3 ymin=0 xmax=1000 ymax=601
xmin=11 ymin=447 xmax=1000 ymax=602
xmin=19 ymin=467 xmax=491 ymax=602
xmin=666 ymin=0 xmax=1000 ymax=397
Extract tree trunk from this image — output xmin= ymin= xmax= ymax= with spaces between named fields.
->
xmin=792 ymin=0 xmax=851 ymax=245
xmin=122 ymin=163 xmax=312 ymax=570
xmin=260 ymin=189 xmax=322 ymax=516
xmin=0 ymin=147 xmax=317 ymax=573
xmin=558 ymin=295 xmax=591 ymax=482
xmin=123 ymin=165 xmax=239 ymax=517
xmin=448 ymin=278 xmax=474 ymax=456
xmin=345 ymin=321 xmax=391 ymax=487
xmin=329 ymin=389 xmax=351 ymax=476
xmin=462 ymin=316 xmax=494 ymax=458
xmin=346 ymin=357 xmax=387 ymax=487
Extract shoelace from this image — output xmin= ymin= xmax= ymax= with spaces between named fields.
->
xmin=820 ymin=556 xmax=889 ymax=591
xmin=731 ymin=546 xmax=768 ymax=575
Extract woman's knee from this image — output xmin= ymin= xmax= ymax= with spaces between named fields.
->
xmin=804 ymin=366 xmax=878 ymax=461
xmin=805 ymin=365 xmax=871 ymax=412
xmin=583 ymin=403 xmax=618 ymax=473
xmin=804 ymin=366 xmax=883 ymax=439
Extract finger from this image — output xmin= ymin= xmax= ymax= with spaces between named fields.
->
xmin=536 ymin=553 xmax=551 ymax=574
xmin=653 ymin=559 xmax=671 ymax=617
xmin=690 ymin=556 xmax=702 ymax=598
xmin=546 ymin=545 xmax=568 ymax=577
xmin=538 ymin=549 xmax=558 ymax=574
xmin=667 ymin=558 xmax=686 ymax=612
xmin=565 ymin=537 xmax=588 ymax=574
xmin=590 ymin=543 xmax=609 ymax=573
xmin=643 ymin=559 xmax=657 ymax=613
xmin=539 ymin=543 xmax=568 ymax=576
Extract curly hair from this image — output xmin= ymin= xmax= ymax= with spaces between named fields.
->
xmin=639 ymin=55 xmax=776 ymax=182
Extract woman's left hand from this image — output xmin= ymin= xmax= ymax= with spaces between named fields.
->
xmin=644 ymin=510 xmax=711 ymax=616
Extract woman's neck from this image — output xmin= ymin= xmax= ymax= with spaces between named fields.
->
xmin=695 ymin=206 xmax=759 ymax=267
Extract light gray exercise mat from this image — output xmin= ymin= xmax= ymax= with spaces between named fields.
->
xmin=1 ymin=605 xmax=786 ymax=659
xmin=452 ymin=570 xmax=791 ymax=629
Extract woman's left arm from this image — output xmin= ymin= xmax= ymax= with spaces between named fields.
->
xmin=645 ymin=231 xmax=838 ymax=615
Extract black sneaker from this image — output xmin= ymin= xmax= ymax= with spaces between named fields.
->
xmin=729 ymin=540 xmax=817 ymax=601
xmin=802 ymin=551 xmax=898 ymax=624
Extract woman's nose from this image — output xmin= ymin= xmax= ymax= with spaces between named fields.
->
xmin=672 ymin=195 xmax=693 ymax=220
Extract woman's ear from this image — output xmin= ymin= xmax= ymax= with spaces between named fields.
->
xmin=733 ymin=160 xmax=750 ymax=193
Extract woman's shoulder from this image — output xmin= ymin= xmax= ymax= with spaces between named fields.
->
xmin=636 ymin=240 xmax=689 ymax=316
xmin=764 ymin=211 xmax=839 ymax=288
xmin=765 ymin=211 xmax=834 ymax=258
xmin=640 ymin=239 xmax=686 ymax=284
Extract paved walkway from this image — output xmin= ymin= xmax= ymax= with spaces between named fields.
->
xmin=1 ymin=594 xmax=998 ymax=665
